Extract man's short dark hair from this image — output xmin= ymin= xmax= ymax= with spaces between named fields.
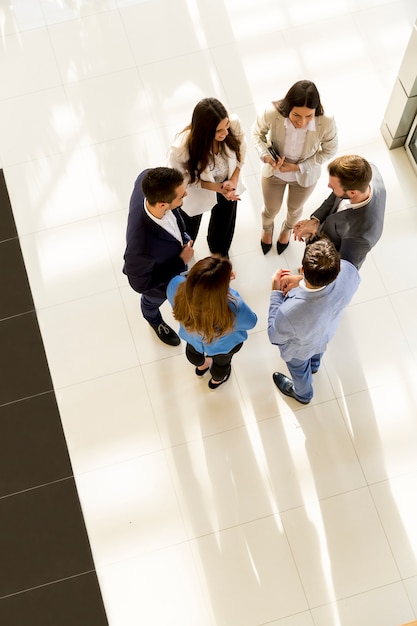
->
xmin=302 ymin=235 xmax=341 ymax=287
xmin=141 ymin=167 xmax=184 ymax=205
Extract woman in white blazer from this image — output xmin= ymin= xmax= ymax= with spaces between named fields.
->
xmin=252 ymin=80 xmax=338 ymax=255
xmin=168 ymin=97 xmax=246 ymax=258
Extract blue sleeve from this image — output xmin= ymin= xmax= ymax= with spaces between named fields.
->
xmin=166 ymin=275 xmax=184 ymax=307
xmin=231 ymin=290 xmax=257 ymax=330
xmin=267 ymin=290 xmax=295 ymax=346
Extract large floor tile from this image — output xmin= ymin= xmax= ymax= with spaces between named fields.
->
xmin=41 ymin=0 xmax=117 ymax=24
xmin=262 ymin=613 xmax=315 ymax=626
xmin=56 ymin=367 xmax=163 ymax=475
xmin=142 ymin=351 xmax=249 ymax=448
xmin=37 ymin=289 xmax=139 ymax=388
xmin=325 ymin=296 xmax=417 ymax=396
xmin=373 ymin=208 xmax=417 ymax=293
xmin=281 ymin=488 xmax=400 ymax=607
xmin=165 ymin=424 xmax=277 ymax=538
xmin=0 ymin=0 xmax=45 ymax=33
xmin=137 ymin=50 xmax=229 ymax=133
xmin=101 ymin=209 xmax=135 ymax=287
xmin=338 ymin=383 xmax=417 ymax=482
xmin=233 ymin=331 xmax=337 ymax=419
xmin=251 ymin=401 xmax=366 ymax=512
xmin=0 ymin=29 xmax=60 ymax=100
xmin=75 ymin=451 xmax=188 ymax=567
xmin=191 ymin=515 xmax=308 ymax=626
xmin=87 ymin=137 xmax=146 ymax=214
xmin=119 ymin=285 xmax=184 ymax=365
xmin=390 ymin=287 xmax=417 ymax=362
xmin=20 ymin=217 xmax=118 ymax=308
xmin=352 ymin=1 xmax=414 ymax=73
xmin=0 ymin=479 xmax=94 ymax=597
xmin=0 ymin=312 xmax=52 ymax=406
xmin=404 ymin=576 xmax=417 ymax=614
xmin=48 ymin=11 xmax=134 ymax=82
xmin=4 ymin=149 xmax=100 ymax=234
xmin=0 ymin=87 xmax=81 ymax=167
xmin=311 ymin=581 xmax=415 ymax=626
xmin=64 ymin=68 xmax=153 ymax=146
xmin=97 ymin=543 xmax=212 ymax=626
xmin=371 ymin=472 xmax=417 ymax=578
xmin=0 ymin=572 xmax=107 ymax=626
xmin=0 ymin=238 xmax=33 ymax=319
xmin=0 ymin=392 xmax=72 ymax=497
xmin=120 ymin=2 xmax=204 ymax=66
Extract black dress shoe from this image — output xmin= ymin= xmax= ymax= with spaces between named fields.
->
xmin=276 ymin=241 xmax=289 ymax=255
xmin=261 ymin=240 xmax=272 ymax=255
xmin=150 ymin=321 xmax=180 ymax=346
xmin=272 ymin=372 xmax=310 ymax=404
xmin=208 ymin=366 xmax=231 ymax=389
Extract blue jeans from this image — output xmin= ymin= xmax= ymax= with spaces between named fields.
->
xmin=286 ymin=353 xmax=322 ymax=403
xmin=140 ymin=292 xmax=166 ymax=326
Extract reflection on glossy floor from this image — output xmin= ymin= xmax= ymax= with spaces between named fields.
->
xmin=2 ymin=0 xmax=417 ymax=624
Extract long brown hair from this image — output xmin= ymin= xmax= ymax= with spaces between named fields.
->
xmin=173 ymin=255 xmax=237 ymax=343
xmin=180 ymin=98 xmax=241 ymax=184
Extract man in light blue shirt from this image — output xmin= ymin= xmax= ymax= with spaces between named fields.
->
xmin=268 ymin=235 xmax=360 ymax=404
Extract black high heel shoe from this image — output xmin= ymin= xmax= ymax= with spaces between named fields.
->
xmin=261 ymin=240 xmax=272 ymax=254
xmin=276 ymin=223 xmax=291 ymax=255
xmin=276 ymin=241 xmax=289 ymax=255
xmin=260 ymin=228 xmax=273 ymax=255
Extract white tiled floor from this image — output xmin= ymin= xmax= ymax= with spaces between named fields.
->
xmin=2 ymin=0 xmax=417 ymax=624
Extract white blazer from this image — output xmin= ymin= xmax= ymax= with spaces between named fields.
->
xmin=167 ymin=114 xmax=247 ymax=216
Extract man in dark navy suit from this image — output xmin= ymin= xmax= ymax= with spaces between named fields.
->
xmin=123 ymin=167 xmax=194 ymax=346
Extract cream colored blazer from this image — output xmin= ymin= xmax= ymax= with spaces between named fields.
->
xmin=252 ymin=102 xmax=338 ymax=188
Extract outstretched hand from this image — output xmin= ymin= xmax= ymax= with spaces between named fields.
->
xmin=293 ymin=218 xmax=319 ymax=242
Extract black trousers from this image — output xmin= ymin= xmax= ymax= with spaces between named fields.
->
xmin=185 ymin=342 xmax=243 ymax=381
xmin=180 ymin=193 xmax=237 ymax=257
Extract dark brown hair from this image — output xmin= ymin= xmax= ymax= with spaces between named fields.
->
xmin=173 ymin=255 xmax=237 ymax=343
xmin=274 ymin=80 xmax=324 ymax=117
xmin=181 ymin=98 xmax=241 ymax=183
xmin=302 ymin=235 xmax=340 ymax=287
xmin=141 ymin=167 xmax=184 ymax=204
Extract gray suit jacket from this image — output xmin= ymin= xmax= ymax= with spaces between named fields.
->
xmin=312 ymin=163 xmax=386 ymax=269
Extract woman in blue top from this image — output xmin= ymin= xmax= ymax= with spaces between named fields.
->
xmin=167 ymin=255 xmax=257 ymax=389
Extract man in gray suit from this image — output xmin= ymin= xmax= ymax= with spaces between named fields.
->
xmin=293 ymin=155 xmax=386 ymax=269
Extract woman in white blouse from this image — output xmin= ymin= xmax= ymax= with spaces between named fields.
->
xmin=252 ymin=80 xmax=338 ymax=254
xmin=168 ymin=97 xmax=246 ymax=258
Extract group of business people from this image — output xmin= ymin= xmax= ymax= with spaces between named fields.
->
xmin=123 ymin=80 xmax=386 ymax=399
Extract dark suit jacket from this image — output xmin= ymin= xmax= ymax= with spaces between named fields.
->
xmin=311 ymin=163 xmax=386 ymax=269
xmin=123 ymin=170 xmax=190 ymax=298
